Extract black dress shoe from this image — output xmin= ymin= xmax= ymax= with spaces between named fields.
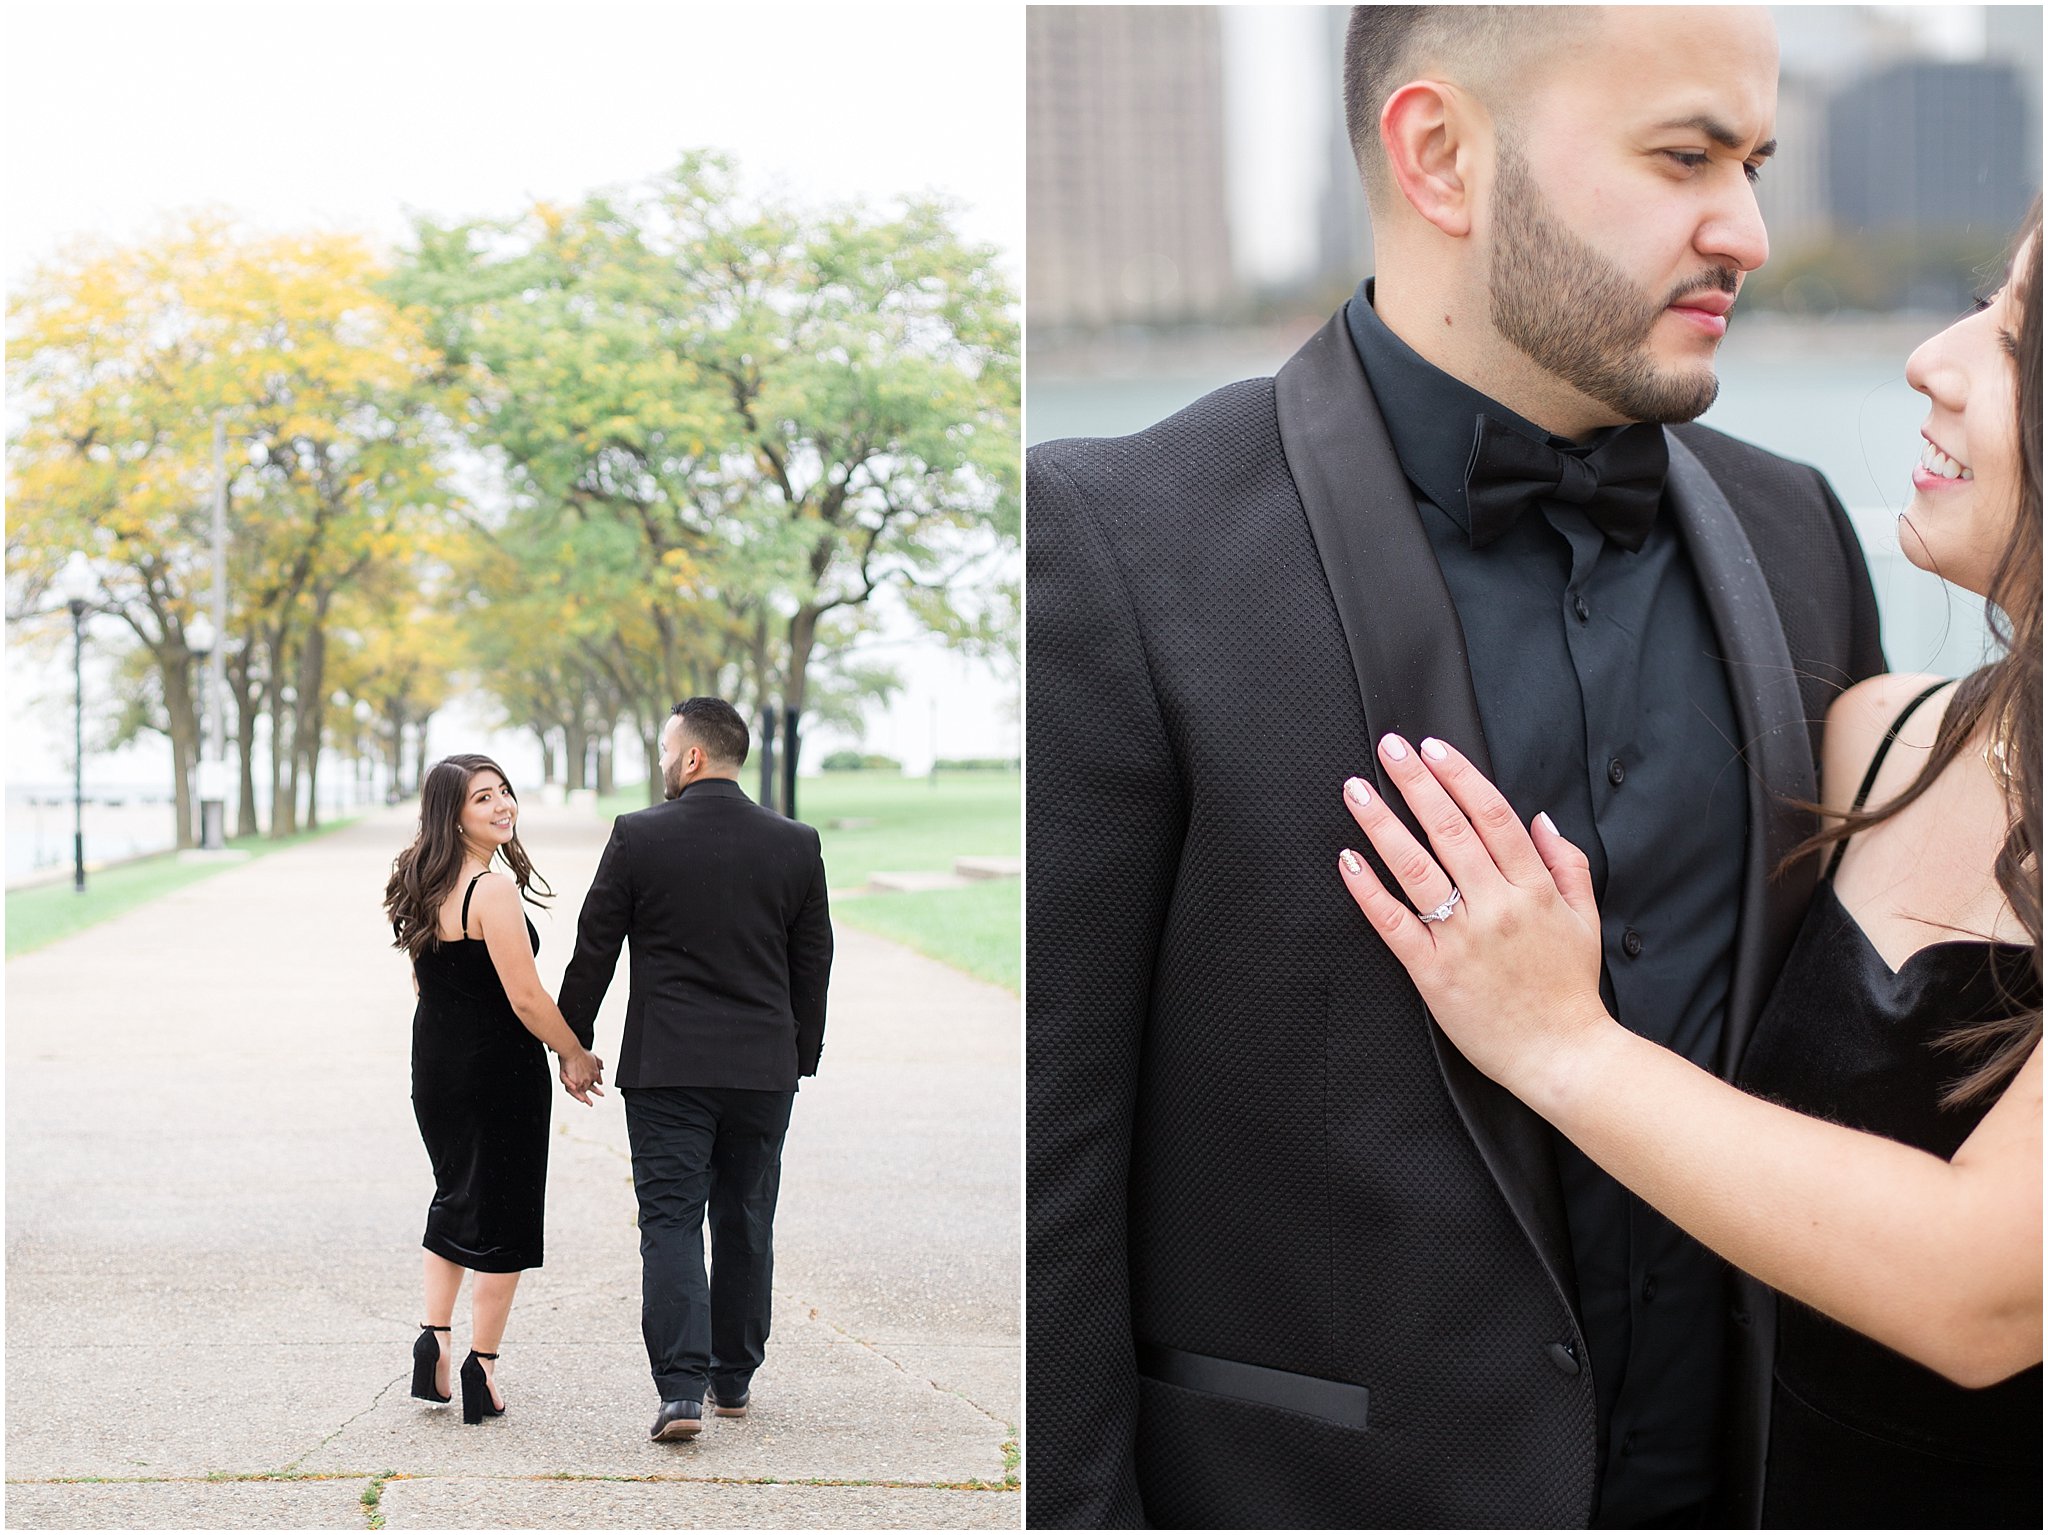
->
xmin=707 ymin=1384 xmax=750 ymax=1418
xmin=649 ymin=1399 xmax=703 ymax=1441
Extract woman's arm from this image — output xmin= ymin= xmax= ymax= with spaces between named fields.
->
xmin=1336 ymin=733 xmax=2042 ymax=1388
xmin=473 ymin=874 xmax=604 ymax=1104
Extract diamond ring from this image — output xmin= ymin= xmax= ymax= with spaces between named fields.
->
xmin=1418 ymin=887 xmax=1463 ymax=925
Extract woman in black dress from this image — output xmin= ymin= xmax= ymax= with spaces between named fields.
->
xmin=384 ymin=754 xmax=606 ymax=1424
xmin=1331 ymin=203 xmax=2041 ymax=1526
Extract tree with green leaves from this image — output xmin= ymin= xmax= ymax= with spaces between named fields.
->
xmin=389 ymin=154 xmax=1019 ymax=801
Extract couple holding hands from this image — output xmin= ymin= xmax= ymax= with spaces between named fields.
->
xmin=383 ymin=696 xmax=833 ymax=1442
xmin=1029 ymin=6 xmax=2039 ymax=1529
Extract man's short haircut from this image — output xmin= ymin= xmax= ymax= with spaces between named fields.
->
xmin=670 ymin=696 xmax=750 ymax=767
xmin=1342 ymin=6 xmax=1594 ymax=208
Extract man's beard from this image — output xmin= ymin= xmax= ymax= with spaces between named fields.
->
xmin=663 ymin=757 xmax=685 ymax=800
xmin=1488 ymin=135 xmax=1733 ymax=424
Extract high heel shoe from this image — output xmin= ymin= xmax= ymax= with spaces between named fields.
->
xmin=459 ymin=1349 xmax=505 ymax=1425
xmin=411 ymin=1324 xmax=452 ymax=1404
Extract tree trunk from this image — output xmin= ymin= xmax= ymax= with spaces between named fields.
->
xmin=162 ymin=658 xmax=202 ymax=851
xmin=782 ymin=606 xmax=821 ymax=780
xmin=263 ymin=631 xmax=294 ymax=837
xmin=534 ymin=726 xmax=557 ymax=787
xmin=385 ymin=704 xmax=408 ymax=800
xmin=296 ymin=606 xmax=330 ymax=830
xmin=411 ymin=710 xmax=434 ymax=792
xmin=642 ymin=709 xmax=662 ymax=806
xmin=595 ymin=727 xmax=614 ymax=795
xmin=229 ymin=653 xmax=260 ymax=838
xmin=565 ymin=718 xmax=589 ymax=792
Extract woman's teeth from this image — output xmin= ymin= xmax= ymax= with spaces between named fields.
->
xmin=1919 ymin=440 xmax=1972 ymax=480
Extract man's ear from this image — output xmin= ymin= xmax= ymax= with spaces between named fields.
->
xmin=1381 ymin=80 xmax=1478 ymax=238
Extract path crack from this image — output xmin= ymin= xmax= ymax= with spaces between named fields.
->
xmin=280 ymin=1371 xmax=406 ymax=1474
xmin=790 ymin=1293 xmax=1012 ymax=1434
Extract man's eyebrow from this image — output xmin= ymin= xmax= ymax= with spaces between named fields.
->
xmin=1653 ymin=114 xmax=1777 ymax=158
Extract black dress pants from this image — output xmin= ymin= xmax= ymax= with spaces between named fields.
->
xmin=623 ymin=1085 xmax=795 ymax=1402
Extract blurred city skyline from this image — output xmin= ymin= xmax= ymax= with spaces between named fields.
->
xmin=1027 ymin=4 xmax=2043 ymax=332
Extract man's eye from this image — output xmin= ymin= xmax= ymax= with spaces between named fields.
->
xmin=1743 ymin=162 xmax=1763 ymax=185
xmin=1666 ymin=151 xmax=1709 ymax=170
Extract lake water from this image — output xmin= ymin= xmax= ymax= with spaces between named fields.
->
xmin=1027 ymin=315 xmax=1994 ymax=680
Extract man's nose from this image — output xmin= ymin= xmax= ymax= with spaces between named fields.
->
xmin=1700 ymin=177 xmax=1770 ymax=274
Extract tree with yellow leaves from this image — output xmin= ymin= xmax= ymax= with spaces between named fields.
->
xmin=7 ymin=214 xmax=460 ymax=840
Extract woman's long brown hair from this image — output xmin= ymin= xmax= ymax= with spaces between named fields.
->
xmin=383 ymin=754 xmax=553 ymax=965
xmin=1786 ymin=197 xmax=2042 ymax=1105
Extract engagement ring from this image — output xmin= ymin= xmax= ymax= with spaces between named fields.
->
xmin=1418 ymin=888 xmax=1463 ymax=925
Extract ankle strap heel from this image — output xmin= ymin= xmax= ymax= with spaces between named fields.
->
xmin=459 ymin=1349 xmax=505 ymax=1425
xmin=410 ymin=1325 xmax=453 ymax=1404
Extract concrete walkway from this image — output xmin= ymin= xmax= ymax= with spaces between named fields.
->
xmin=5 ymin=802 xmax=1019 ymax=1529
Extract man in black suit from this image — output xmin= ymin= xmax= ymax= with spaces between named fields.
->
xmin=558 ymin=696 xmax=833 ymax=1443
xmin=1028 ymin=7 xmax=1883 ymax=1527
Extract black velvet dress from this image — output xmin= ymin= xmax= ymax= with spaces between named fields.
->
xmin=1737 ymin=689 xmax=2041 ymax=1529
xmin=410 ymin=872 xmax=551 ymax=1272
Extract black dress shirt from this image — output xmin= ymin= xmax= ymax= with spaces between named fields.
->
xmin=1348 ymin=282 xmax=1748 ymax=1526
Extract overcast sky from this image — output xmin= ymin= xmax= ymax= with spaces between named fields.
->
xmin=4 ymin=0 xmax=1023 ymax=787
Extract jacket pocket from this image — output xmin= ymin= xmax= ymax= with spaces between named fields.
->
xmin=1136 ymin=1340 xmax=1369 ymax=1431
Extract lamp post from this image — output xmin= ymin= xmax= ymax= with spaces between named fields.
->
xmin=200 ymin=414 xmax=232 ymax=849
xmin=54 ymin=553 xmax=97 ymax=893
xmin=187 ymin=611 xmax=224 ymax=849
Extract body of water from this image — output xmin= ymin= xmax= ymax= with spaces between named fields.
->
xmin=7 ymin=784 xmax=181 ymax=885
xmin=1027 ymin=315 xmax=1993 ymax=680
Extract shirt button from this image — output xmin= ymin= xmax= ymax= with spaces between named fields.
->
xmin=1607 ymin=758 xmax=1626 ymax=787
xmin=1623 ymin=928 xmax=1644 ymax=958
xmin=1642 ymin=1274 xmax=1658 ymax=1302
xmin=1573 ymin=595 xmax=1591 ymax=623
xmin=1546 ymin=1341 xmax=1581 ymax=1376
xmin=1621 ymin=1430 xmax=1637 ymax=1458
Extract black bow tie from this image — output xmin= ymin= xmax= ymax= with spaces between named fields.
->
xmin=1460 ymin=416 xmax=1669 ymax=553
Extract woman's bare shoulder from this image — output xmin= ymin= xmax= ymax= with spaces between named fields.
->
xmin=1820 ymin=673 xmax=1955 ymax=815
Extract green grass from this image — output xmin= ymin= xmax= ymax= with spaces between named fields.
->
xmin=835 ymin=877 xmax=1020 ymax=993
xmin=597 ymin=771 xmax=1019 ymax=989
xmin=5 ymin=819 xmax=358 ymax=958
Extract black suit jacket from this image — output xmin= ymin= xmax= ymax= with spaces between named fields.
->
xmin=557 ymin=777 xmax=833 ymax=1091
xmin=1025 ymin=313 xmax=1885 ymax=1528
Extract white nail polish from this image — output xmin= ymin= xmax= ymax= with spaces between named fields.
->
xmin=1345 ymin=777 xmax=1372 ymax=805
xmin=1341 ymin=850 xmax=1363 ymax=875
xmin=1381 ymin=735 xmax=1408 ymax=761
xmin=1535 ymin=811 xmax=1557 ymax=836
xmin=1420 ymin=738 xmax=1448 ymax=761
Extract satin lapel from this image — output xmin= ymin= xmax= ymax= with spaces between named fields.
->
xmin=1276 ymin=311 xmax=1581 ymax=1324
xmin=1662 ymin=433 xmax=1820 ymax=1078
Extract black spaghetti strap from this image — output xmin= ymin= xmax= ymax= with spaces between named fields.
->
xmin=1824 ymin=679 xmax=1952 ymax=881
xmin=459 ymin=871 xmax=488 ymax=936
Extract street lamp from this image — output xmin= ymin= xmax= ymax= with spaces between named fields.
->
xmin=54 ymin=553 xmax=96 ymax=893
xmin=187 ymin=612 xmax=226 ymax=849
xmin=202 ymin=413 xmax=233 ymax=849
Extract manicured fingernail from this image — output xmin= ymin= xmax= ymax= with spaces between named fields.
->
xmin=1340 ymin=849 xmax=1363 ymax=875
xmin=1344 ymin=776 xmax=1372 ymax=805
xmin=1380 ymin=734 xmax=1408 ymax=761
xmin=1535 ymin=811 xmax=1557 ymax=836
xmin=1420 ymin=737 xmax=1448 ymax=761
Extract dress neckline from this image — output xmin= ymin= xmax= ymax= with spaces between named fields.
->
xmin=1818 ymin=879 xmax=2030 ymax=983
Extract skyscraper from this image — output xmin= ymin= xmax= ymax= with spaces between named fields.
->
xmin=1026 ymin=6 xmax=1236 ymax=330
xmin=1828 ymin=60 xmax=2032 ymax=235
